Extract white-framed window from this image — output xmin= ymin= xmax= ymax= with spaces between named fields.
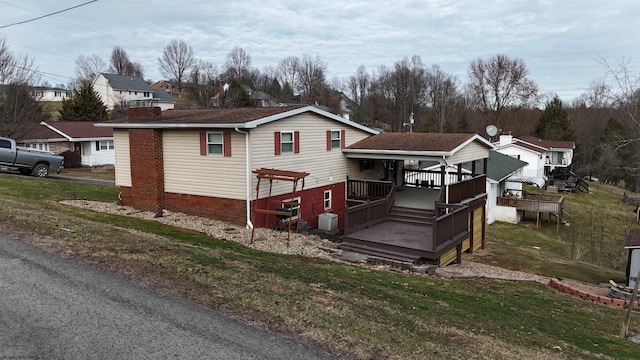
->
xmin=206 ymin=132 xmax=223 ymax=155
xmin=331 ymin=130 xmax=341 ymax=149
xmin=144 ymin=92 xmax=150 ymax=97
xmin=96 ymin=140 xmax=114 ymax=151
xmin=27 ymin=143 xmax=50 ymax=151
xmin=281 ymin=131 xmax=294 ymax=153
xmin=282 ymin=197 xmax=300 ymax=220
xmin=324 ymin=190 xmax=331 ymax=210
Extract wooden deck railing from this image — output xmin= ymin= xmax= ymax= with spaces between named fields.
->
xmin=497 ymin=191 xmax=564 ymax=215
xmin=447 ymin=175 xmax=486 ymax=204
xmin=433 ymin=203 xmax=469 ymax=251
xmin=404 ymin=168 xmax=473 ymax=188
xmin=345 ymin=179 xmax=395 ymax=235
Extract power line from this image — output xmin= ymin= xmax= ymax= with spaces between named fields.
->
xmin=0 ymin=0 xmax=98 ymax=29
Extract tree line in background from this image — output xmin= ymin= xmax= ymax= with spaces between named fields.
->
xmin=0 ymin=36 xmax=639 ymax=190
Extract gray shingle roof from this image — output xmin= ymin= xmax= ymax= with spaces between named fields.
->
xmin=101 ymin=73 xmax=153 ymax=91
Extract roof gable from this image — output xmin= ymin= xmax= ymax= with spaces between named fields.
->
xmin=94 ymin=105 xmax=378 ymax=134
xmin=40 ymin=121 xmax=113 ymax=140
xmin=518 ymin=136 xmax=575 ymax=150
xmin=345 ymin=132 xmax=493 ymax=155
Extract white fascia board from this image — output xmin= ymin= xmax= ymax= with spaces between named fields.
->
xmin=516 ymin=139 xmax=548 ymax=152
xmin=68 ymin=137 xmax=114 ymax=142
xmin=499 ymin=142 xmax=545 ymax=155
xmin=40 ymin=121 xmax=73 ymax=141
xmin=343 ymin=149 xmax=451 ymax=157
xmin=95 ymin=123 xmax=250 ymax=129
xmin=245 ymin=105 xmax=379 ymax=134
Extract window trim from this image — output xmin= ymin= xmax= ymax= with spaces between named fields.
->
xmin=323 ymin=190 xmax=331 ymax=210
xmin=282 ymin=197 xmax=301 ymax=220
xmin=200 ymin=131 xmax=231 ymax=157
xmin=206 ymin=132 xmax=224 ymax=156
xmin=95 ymin=140 xmax=114 ymax=151
xmin=281 ymin=131 xmax=294 ymax=154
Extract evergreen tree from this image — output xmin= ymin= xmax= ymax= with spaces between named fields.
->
xmin=58 ymin=81 xmax=107 ymax=121
xmin=534 ymin=95 xmax=574 ymax=141
xmin=0 ymin=84 xmax=46 ymax=138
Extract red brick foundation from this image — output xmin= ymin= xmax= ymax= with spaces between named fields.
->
xmin=165 ymin=192 xmax=246 ymax=226
xmin=252 ymin=183 xmax=346 ymax=229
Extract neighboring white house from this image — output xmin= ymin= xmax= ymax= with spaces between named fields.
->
xmin=92 ymin=73 xmax=175 ymax=111
xmin=30 ymin=86 xmax=71 ymax=101
xmin=494 ymin=134 xmax=575 ymax=180
xmin=19 ymin=121 xmax=114 ymax=167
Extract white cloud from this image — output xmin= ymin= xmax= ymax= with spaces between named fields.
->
xmin=1 ymin=0 xmax=638 ymax=100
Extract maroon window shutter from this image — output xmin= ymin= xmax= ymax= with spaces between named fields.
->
xmin=294 ymin=131 xmax=300 ymax=154
xmin=341 ymin=129 xmax=346 ymax=149
xmin=326 ymin=130 xmax=331 ymax=151
xmin=274 ymin=132 xmax=281 ymax=155
xmin=223 ymin=132 xmax=232 ymax=157
xmin=200 ymin=131 xmax=207 ymax=155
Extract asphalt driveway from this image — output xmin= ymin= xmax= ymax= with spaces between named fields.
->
xmin=0 ymin=232 xmax=335 ymax=360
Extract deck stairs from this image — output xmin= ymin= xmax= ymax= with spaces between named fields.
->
xmin=339 ymin=206 xmax=436 ymax=263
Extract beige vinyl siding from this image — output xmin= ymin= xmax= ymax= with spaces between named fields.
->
xmin=163 ymin=130 xmax=247 ymax=199
xmin=251 ymin=113 xmax=371 ymax=199
xmin=448 ymin=141 xmax=490 ymax=165
xmin=347 ymin=159 xmax=384 ymax=180
xmin=113 ymin=130 xmax=131 ymax=186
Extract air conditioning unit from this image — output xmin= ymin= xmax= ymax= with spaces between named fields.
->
xmin=318 ymin=212 xmax=338 ymax=231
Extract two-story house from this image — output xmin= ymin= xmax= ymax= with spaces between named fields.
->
xmin=30 ymin=86 xmax=71 ymax=101
xmin=92 ymin=73 xmax=175 ymax=111
xmin=494 ymin=134 xmax=575 ymax=180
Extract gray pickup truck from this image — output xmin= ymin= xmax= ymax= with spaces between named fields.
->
xmin=0 ymin=137 xmax=64 ymax=177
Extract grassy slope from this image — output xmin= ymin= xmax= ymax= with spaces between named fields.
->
xmin=473 ymin=183 xmax=637 ymax=284
xmin=2 ymin=172 xmax=640 ymax=359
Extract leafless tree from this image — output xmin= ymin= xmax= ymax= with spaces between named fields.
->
xmin=74 ymin=54 xmax=106 ymax=84
xmin=425 ymin=65 xmax=459 ymax=133
xmin=109 ymin=46 xmax=131 ymax=75
xmin=276 ymin=56 xmax=300 ymax=91
xmin=158 ymin=40 xmax=195 ymax=97
xmin=297 ymin=54 xmax=328 ymax=104
xmin=376 ymin=56 xmax=427 ymax=131
xmin=188 ymin=60 xmax=219 ymax=108
xmin=600 ymin=56 xmax=640 ymax=129
xmin=467 ymin=54 xmax=539 ymax=129
xmin=596 ymin=57 xmax=640 ymax=190
xmin=124 ymin=61 xmax=144 ymax=78
xmin=224 ymin=47 xmax=252 ymax=83
xmin=0 ymin=37 xmax=40 ymax=85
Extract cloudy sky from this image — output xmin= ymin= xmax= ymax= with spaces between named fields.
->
xmin=2 ymin=0 xmax=639 ymax=101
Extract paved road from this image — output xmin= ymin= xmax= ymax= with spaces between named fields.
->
xmin=0 ymin=233 xmax=336 ymax=360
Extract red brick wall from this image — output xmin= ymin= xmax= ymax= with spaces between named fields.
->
xmin=128 ymin=129 xmax=165 ymax=213
xmin=252 ymin=182 xmax=346 ymax=229
xmin=165 ymin=192 xmax=246 ymax=226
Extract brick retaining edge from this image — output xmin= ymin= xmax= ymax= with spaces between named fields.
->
xmin=548 ymin=278 xmax=640 ymax=308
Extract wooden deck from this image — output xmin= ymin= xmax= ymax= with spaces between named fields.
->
xmin=341 ymin=177 xmax=484 ymax=265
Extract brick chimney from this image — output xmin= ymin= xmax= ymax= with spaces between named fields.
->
xmin=128 ymin=107 xmax=162 ymax=120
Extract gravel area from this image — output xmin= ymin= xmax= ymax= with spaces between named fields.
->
xmin=60 ymin=200 xmax=340 ymax=260
xmin=60 ymin=200 xmax=559 ymax=284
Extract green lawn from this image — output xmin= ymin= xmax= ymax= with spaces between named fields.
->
xmin=2 ymin=172 xmax=640 ymax=359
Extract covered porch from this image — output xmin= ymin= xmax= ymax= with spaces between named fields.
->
xmin=340 ymin=132 xmax=494 ymax=266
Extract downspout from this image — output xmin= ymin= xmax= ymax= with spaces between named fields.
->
xmin=235 ymin=128 xmax=253 ymax=229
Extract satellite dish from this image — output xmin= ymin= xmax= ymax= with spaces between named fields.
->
xmin=486 ymin=125 xmax=498 ymax=137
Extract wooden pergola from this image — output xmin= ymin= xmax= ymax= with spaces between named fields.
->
xmin=250 ymin=168 xmax=309 ymax=245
